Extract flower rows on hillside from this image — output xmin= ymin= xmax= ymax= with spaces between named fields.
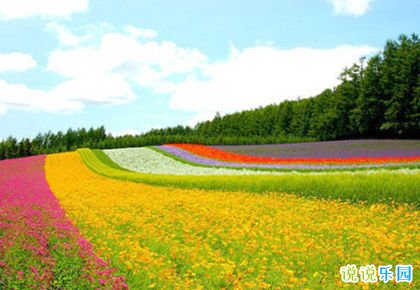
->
xmin=104 ymin=147 xmax=279 ymax=175
xmin=155 ymin=145 xmax=420 ymax=170
xmin=0 ymin=156 xmax=126 ymax=289
xmin=80 ymin=148 xmax=420 ymax=205
xmin=46 ymin=152 xmax=419 ymax=288
xmin=168 ymin=143 xmax=420 ymax=164
xmin=214 ymin=140 xmax=420 ymax=158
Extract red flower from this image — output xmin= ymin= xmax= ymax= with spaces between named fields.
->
xmin=168 ymin=143 xmax=420 ymax=164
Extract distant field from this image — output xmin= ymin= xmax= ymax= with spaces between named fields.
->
xmin=214 ymin=139 xmax=420 ymax=158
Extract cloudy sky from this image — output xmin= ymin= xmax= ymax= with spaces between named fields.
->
xmin=0 ymin=0 xmax=418 ymax=139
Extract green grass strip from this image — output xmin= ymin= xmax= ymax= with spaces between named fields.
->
xmin=80 ymin=148 xmax=420 ymax=207
xmin=93 ymin=149 xmax=130 ymax=171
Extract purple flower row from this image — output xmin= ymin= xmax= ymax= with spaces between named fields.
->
xmin=214 ymin=140 xmax=420 ymax=158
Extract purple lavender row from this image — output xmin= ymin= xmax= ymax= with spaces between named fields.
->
xmin=214 ymin=140 xmax=420 ymax=158
xmin=156 ymin=145 xmax=419 ymax=170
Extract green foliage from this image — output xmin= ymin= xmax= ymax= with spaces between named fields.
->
xmin=380 ymin=34 xmax=420 ymax=136
xmin=80 ymin=149 xmax=420 ymax=207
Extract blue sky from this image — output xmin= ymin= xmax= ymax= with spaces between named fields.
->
xmin=0 ymin=0 xmax=418 ymax=139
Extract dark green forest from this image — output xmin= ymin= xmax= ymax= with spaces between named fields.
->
xmin=1 ymin=34 xmax=419 ymax=160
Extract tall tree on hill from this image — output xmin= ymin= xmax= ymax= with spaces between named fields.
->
xmin=350 ymin=55 xmax=384 ymax=137
xmin=334 ymin=60 xmax=365 ymax=138
xmin=17 ymin=138 xmax=32 ymax=157
xmin=290 ymin=98 xmax=314 ymax=137
xmin=380 ymin=34 xmax=419 ymax=136
xmin=308 ymin=89 xmax=335 ymax=140
xmin=273 ymin=101 xmax=293 ymax=136
xmin=3 ymin=137 xmax=18 ymax=159
xmin=0 ymin=142 xmax=5 ymax=159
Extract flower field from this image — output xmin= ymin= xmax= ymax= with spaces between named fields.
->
xmin=214 ymin=140 xmax=420 ymax=158
xmin=154 ymin=145 xmax=420 ymax=171
xmin=0 ymin=156 xmax=126 ymax=289
xmin=165 ymin=143 xmax=420 ymax=164
xmin=82 ymin=148 xmax=420 ymax=205
xmin=1 ymin=141 xmax=419 ymax=288
xmin=45 ymin=152 xmax=419 ymax=288
xmin=104 ymin=148 xmax=278 ymax=175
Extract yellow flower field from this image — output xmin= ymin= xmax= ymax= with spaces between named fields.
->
xmin=45 ymin=152 xmax=419 ymax=289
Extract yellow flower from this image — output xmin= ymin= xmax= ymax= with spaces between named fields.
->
xmin=45 ymin=152 xmax=420 ymax=289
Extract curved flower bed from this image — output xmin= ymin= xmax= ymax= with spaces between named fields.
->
xmin=156 ymin=145 xmax=419 ymax=170
xmin=104 ymin=148 xmax=282 ymax=175
xmin=80 ymin=148 xmax=420 ymax=205
xmin=0 ymin=156 xmax=126 ymax=289
xmin=168 ymin=143 xmax=420 ymax=164
xmin=55 ymin=151 xmax=419 ymax=288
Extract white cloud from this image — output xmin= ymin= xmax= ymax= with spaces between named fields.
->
xmin=0 ymin=23 xmax=378 ymax=126
xmin=0 ymin=74 xmax=135 ymax=114
xmin=46 ymin=29 xmax=207 ymax=90
xmin=47 ymin=33 xmax=207 ymax=77
xmin=168 ymin=44 xmax=378 ymax=123
xmin=125 ymin=25 xmax=157 ymax=39
xmin=0 ymin=25 xmax=207 ymax=114
xmin=328 ymin=0 xmax=371 ymax=16
xmin=0 ymin=0 xmax=89 ymax=20
xmin=46 ymin=22 xmax=115 ymax=47
xmin=0 ymin=53 xmax=36 ymax=72
xmin=49 ymin=75 xmax=136 ymax=105
xmin=46 ymin=22 xmax=81 ymax=46
xmin=0 ymin=80 xmax=83 ymax=113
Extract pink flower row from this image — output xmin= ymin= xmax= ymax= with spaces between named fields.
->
xmin=0 ymin=156 xmax=127 ymax=289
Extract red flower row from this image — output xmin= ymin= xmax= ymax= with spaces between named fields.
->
xmin=168 ymin=144 xmax=420 ymax=164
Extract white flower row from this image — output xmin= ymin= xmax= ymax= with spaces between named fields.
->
xmin=104 ymin=147 xmax=275 ymax=175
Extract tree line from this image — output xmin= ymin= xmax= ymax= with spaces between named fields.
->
xmin=0 ymin=34 xmax=418 ymax=160
xmin=193 ymin=34 xmax=419 ymax=140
